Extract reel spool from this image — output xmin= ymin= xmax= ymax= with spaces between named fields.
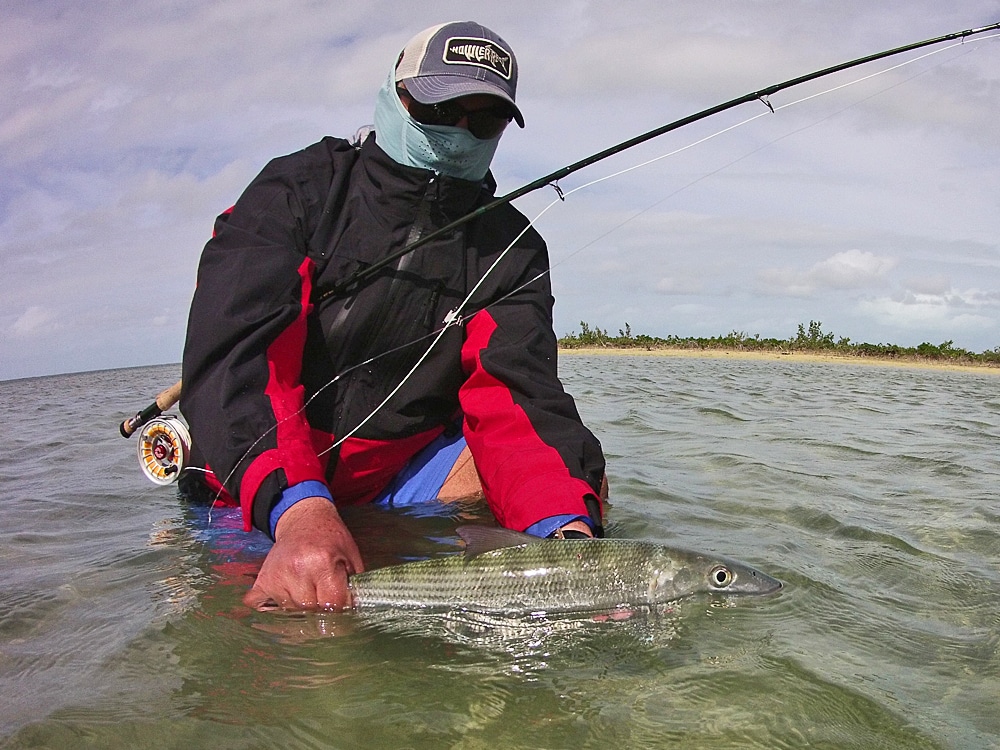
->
xmin=136 ymin=416 xmax=191 ymax=485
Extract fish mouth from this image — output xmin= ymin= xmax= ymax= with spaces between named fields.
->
xmin=738 ymin=572 xmax=783 ymax=595
xmin=720 ymin=567 xmax=783 ymax=596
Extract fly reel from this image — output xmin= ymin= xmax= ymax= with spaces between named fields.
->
xmin=136 ymin=416 xmax=191 ymax=485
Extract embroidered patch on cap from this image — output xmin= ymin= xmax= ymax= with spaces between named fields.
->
xmin=443 ymin=37 xmax=513 ymax=80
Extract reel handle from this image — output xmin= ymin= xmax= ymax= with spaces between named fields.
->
xmin=136 ymin=416 xmax=192 ymax=484
xmin=120 ymin=379 xmax=183 ymax=438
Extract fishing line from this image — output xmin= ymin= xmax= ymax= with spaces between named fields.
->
xmin=549 ymin=34 xmax=993 ymax=209
xmin=195 ymin=27 xmax=997 ymax=512
xmin=448 ymin=34 xmax=999 ymax=327
xmin=317 ymin=219 xmax=545 ymax=457
xmin=205 ymin=211 xmax=548 ymax=493
xmin=202 ymin=328 xmax=451 ymax=514
xmin=312 ymin=22 xmax=1000 ymax=304
xmin=539 ymin=34 xmax=998 ymax=276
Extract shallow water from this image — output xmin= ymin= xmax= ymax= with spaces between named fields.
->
xmin=1 ymin=357 xmax=998 ymax=749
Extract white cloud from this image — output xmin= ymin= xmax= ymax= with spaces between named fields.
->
xmin=903 ymin=274 xmax=952 ymax=296
xmin=24 ymin=64 xmax=82 ymax=91
xmin=859 ymin=286 xmax=999 ymax=339
xmin=812 ymin=249 xmax=897 ymax=288
xmin=655 ymin=276 xmax=705 ymax=295
xmin=757 ymin=249 xmax=897 ymax=296
xmin=9 ymin=305 xmax=59 ymax=337
xmin=3 ymin=0 xmax=1000 ymax=377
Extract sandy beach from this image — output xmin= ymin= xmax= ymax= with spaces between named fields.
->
xmin=559 ymin=347 xmax=1000 ymax=375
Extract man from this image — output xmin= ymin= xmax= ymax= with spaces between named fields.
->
xmin=181 ymin=21 xmax=607 ymax=611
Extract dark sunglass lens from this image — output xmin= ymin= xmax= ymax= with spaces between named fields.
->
xmin=399 ymin=88 xmax=512 ymax=139
xmin=466 ymin=109 xmax=513 ymax=139
xmin=398 ymin=88 xmax=443 ymax=126
xmin=431 ymin=101 xmax=464 ymax=126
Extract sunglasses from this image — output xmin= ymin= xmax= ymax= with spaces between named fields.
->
xmin=396 ymin=87 xmax=513 ymax=140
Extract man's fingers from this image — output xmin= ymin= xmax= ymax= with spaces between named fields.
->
xmin=243 ymin=586 xmax=284 ymax=611
xmin=312 ymin=562 xmax=354 ymax=611
xmin=244 ymin=589 xmax=322 ymax=611
xmin=243 ymin=574 xmax=352 ymax=612
xmin=246 ymin=499 xmax=363 ymax=613
xmin=243 ymin=578 xmax=315 ymax=611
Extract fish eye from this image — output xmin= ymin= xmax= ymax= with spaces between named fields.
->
xmin=709 ymin=566 xmax=734 ymax=588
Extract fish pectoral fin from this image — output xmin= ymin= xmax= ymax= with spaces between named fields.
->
xmin=456 ymin=525 xmax=541 ymax=558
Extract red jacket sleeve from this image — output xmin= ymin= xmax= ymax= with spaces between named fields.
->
xmin=181 ymin=159 xmax=329 ymax=532
xmin=459 ymin=254 xmax=605 ymax=532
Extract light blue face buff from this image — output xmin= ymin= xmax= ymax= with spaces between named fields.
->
xmin=373 ymin=70 xmax=501 ymax=182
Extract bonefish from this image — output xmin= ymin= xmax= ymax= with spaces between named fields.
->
xmin=350 ymin=526 xmax=781 ymax=615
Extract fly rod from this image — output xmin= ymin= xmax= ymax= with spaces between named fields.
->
xmin=121 ymin=21 xmax=999 ymax=442
xmin=120 ymin=379 xmax=182 ymax=438
xmin=120 ymin=379 xmax=192 ymax=485
xmin=314 ymin=21 xmax=999 ymax=304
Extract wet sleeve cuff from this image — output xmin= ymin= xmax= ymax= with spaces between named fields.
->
xmin=525 ymin=514 xmax=594 ymax=539
xmin=268 ymin=480 xmax=334 ymax=539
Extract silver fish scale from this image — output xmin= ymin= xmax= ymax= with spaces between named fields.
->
xmin=350 ymin=540 xmax=684 ymax=615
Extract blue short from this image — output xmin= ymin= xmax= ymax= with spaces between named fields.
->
xmin=373 ymin=428 xmax=468 ymax=508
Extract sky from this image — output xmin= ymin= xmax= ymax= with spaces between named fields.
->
xmin=2 ymin=1 xmax=999 ymax=380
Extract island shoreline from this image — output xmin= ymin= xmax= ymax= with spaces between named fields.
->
xmin=558 ymin=346 xmax=1000 ymax=375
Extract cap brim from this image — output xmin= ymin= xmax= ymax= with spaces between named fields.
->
xmin=404 ymin=75 xmax=525 ymax=128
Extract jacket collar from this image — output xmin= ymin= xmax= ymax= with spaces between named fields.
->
xmin=360 ymin=134 xmax=494 ymax=222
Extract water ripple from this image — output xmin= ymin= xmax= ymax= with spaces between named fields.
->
xmin=3 ymin=359 xmax=999 ymax=747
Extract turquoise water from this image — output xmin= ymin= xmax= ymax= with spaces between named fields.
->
xmin=1 ymin=357 xmax=998 ymax=749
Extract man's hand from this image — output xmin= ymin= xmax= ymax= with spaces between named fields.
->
xmin=243 ymin=496 xmax=364 ymax=612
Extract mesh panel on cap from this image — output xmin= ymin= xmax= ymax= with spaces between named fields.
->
xmin=394 ymin=23 xmax=447 ymax=81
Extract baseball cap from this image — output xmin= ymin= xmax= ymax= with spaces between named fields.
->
xmin=394 ymin=21 xmax=525 ymax=128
